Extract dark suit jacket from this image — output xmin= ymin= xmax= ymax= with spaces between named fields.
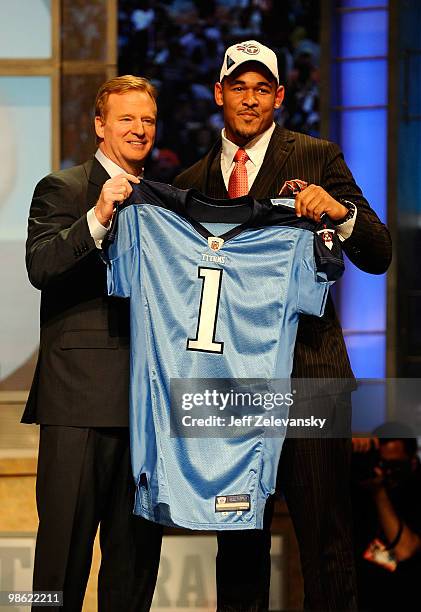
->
xmin=174 ymin=126 xmax=392 ymax=379
xmin=22 ymin=158 xmax=130 ymax=426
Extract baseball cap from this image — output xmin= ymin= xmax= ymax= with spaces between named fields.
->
xmin=220 ymin=40 xmax=279 ymax=83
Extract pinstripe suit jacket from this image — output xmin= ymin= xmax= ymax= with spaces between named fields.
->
xmin=174 ymin=126 xmax=392 ymax=379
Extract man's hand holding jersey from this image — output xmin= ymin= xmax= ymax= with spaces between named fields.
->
xmin=94 ymin=173 xmax=140 ymax=227
xmin=294 ymin=184 xmax=348 ymax=223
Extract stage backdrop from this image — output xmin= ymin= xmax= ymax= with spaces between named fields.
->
xmin=0 ymin=0 xmax=53 ymax=390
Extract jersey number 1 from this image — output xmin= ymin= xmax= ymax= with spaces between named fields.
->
xmin=187 ymin=267 xmax=224 ymax=354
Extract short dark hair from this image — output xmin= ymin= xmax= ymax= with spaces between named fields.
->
xmin=373 ymin=422 xmax=418 ymax=457
xmin=378 ymin=437 xmax=418 ymax=457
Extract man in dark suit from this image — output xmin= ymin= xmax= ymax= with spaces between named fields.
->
xmin=23 ymin=75 xmax=162 ymax=611
xmin=174 ymin=41 xmax=392 ymax=610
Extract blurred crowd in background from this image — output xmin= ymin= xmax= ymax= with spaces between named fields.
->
xmin=118 ymin=0 xmax=320 ymax=181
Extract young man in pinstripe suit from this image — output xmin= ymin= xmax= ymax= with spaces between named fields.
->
xmin=174 ymin=40 xmax=392 ymax=611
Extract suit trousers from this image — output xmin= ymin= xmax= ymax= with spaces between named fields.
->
xmin=216 ymin=498 xmax=274 ymax=612
xmin=279 ymin=437 xmax=357 ymax=610
xmin=216 ymin=396 xmax=357 ymax=611
xmin=33 ymin=425 xmax=162 ymax=612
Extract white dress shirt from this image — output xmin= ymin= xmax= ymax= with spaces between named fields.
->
xmin=220 ymin=123 xmax=356 ymax=240
xmin=221 ymin=123 xmax=276 ymax=192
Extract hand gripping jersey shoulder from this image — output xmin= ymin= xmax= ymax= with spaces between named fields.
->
xmin=106 ymin=180 xmax=344 ymax=530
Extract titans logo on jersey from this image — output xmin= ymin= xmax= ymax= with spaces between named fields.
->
xmin=106 ymin=180 xmax=344 ymax=530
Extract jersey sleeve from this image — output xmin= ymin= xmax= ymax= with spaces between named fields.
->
xmin=297 ymin=224 xmax=344 ymax=317
xmin=106 ymin=206 xmax=138 ymax=298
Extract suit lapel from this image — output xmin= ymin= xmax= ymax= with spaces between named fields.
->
xmin=249 ymin=126 xmax=296 ymax=199
xmin=202 ymin=127 xmax=296 ymax=199
xmin=206 ymin=147 xmax=228 ymax=198
xmin=85 ymin=157 xmax=110 ymax=212
xmin=196 ymin=138 xmax=227 ymax=198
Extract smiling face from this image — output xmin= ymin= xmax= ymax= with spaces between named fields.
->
xmin=95 ymin=90 xmax=157 ymax=174
xmin=214 ymin=65 xmax=284 ymax=146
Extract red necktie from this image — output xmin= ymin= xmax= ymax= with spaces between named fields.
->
xmin=228 ymin=148 xmax=249 ymax=198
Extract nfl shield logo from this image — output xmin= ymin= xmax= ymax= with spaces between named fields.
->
xmin=208 ymin=237 xmax=224 ymax=251
xmin=317 ymin=227 xmax=335 ymax=250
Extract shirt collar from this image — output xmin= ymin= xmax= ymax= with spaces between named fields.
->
xmin=95 ymin=148 xmax=144 ymax=179
xmin=220 ymin=122 xmax=276 ymax=173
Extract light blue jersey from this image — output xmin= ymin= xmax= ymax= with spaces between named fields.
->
xmin=106 ymin=180 xmax=344 ymax=530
